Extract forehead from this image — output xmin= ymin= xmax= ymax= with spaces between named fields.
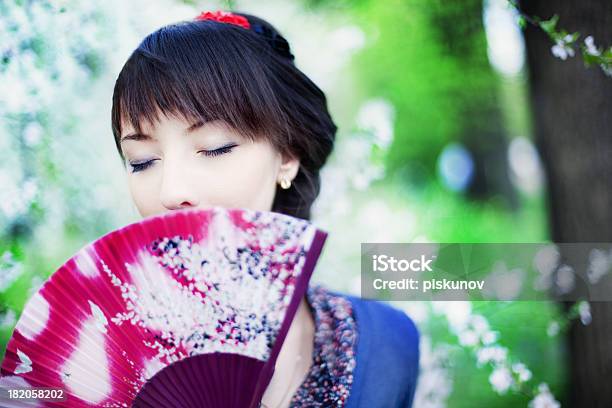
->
xmin=120 ymin=109 xmax=191 ymax=134
xmin=120 ymin=113 xmax=245 ymax=146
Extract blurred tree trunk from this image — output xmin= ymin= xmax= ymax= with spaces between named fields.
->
xmin=521 ymin=1 xmax=612 ymax=406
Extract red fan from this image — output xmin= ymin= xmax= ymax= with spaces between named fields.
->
xmin=0 ymin=207 xmax=327 ymax=407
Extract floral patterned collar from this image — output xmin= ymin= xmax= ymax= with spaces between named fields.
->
xmin=288 ymin=283 xmax=358 ymax=407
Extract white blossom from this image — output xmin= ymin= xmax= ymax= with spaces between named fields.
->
xmin=477 ymin=345 xmax=508 ymax=366
xmin=413 ymin=336 xmax=453 ymax=408
xmin=0 ymin=309 xmax=16 ymax=329
xmin=551 ymin=38 xmax=575 ymax=60
xmin=0 ymin=251 xmax=24 ymax=291
xmin=584 ymin=35 xmax=600 ymax=56
xmin=512 ymin=362 xmax=532 ymax=382
xmin=356 ymin=98 xmax=395 ymax=149
xmin=529 ymin=383 xmax=560 ymax=408
xmin=22 ymin=121 xmax=43 ymax=147
xmin=482 ymin=261 xmax=525 ymax=300
xmin=470 ymin=314 xmax=490 ymax=336
xmin=586 ymin=247 xmax=612 ymax=284
xmin=458 ymin=329 xmax=479 ymax=347
xmin=578 ymin=301 xmax=592 ymax=325
xmin=329 ymin=25 xmax=366 ymax=55
xmin=547 ymin=321 xmax=560 ymax=337
xmin=555 ymin=264 xmax=575 ymax=294
xmin=482 ymin=330 xmax=498 ymax=345
xmin=533 ymin=245 xmax=560 ymax=291
xmin=489 ymin=366 xmax=513 ymax=394
xmin=432 ymin=301 xmax=472 ymax=333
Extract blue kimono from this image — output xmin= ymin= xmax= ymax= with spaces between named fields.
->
xmin=288 ymin=284 xmax=420 ymax=407
xmin=340 ymin=291 xmax=420 ymax=407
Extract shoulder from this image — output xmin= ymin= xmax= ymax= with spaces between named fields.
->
xmin=328 ymin=288 xmax=420 ymax=360
xmin=322 ymin=286 xmax=420 ymax=407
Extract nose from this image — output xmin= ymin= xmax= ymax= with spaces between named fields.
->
xmin=159 ymin=159 xmax=200 ymax=211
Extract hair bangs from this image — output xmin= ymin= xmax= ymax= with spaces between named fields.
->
xmin=111 ymin=21 xmax=290 ymax=158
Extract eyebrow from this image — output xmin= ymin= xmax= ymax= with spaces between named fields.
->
xmin=120 ymin=121 xmax=205 ymax=143
xmin=120 ymin=133 xmax=151 ymax=143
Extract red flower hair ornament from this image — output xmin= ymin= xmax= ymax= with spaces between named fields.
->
xmin=194 ymin=10 xmax=251 ymax=29
xmin=193 ymin=10 xmax=294 ymax=61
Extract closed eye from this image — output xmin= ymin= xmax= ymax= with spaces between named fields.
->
xmin=129 ymin=143 xmax=238 ymax=173
xmin=199 ymin=143 xmax=238 ymax=157
xmin=129 ymin=159 xmax=158 ymax=173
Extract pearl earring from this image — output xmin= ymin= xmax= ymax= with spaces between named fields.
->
xmin=279 ymin=178 xmax=292 ymax=189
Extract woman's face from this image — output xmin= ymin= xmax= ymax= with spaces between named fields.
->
xmin=119 ymin=114 xmax=299 ymax=218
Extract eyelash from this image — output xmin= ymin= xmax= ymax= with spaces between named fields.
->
xmin=129 ymin=143 xmax=238 ymax=173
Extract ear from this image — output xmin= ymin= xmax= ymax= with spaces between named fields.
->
xmin=277 ymin=152 xmax=300 ymax=184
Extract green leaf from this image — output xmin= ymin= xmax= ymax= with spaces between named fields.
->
xmin=582 ymin=52 xmax=599 ymax=66
xmin=567 ymin=32 xmax=580 ymax=43
xmin=517 ymin=15 xmax=527 ymax=30
xmin=539 ymin=15 xmax=559 ymax=36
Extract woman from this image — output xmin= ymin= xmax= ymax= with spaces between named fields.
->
xmin=111 ymin=10 xmax=419 ymax=407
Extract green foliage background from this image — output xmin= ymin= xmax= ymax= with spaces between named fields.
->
xmin=0 ymin=0 xmax=569 ymax=406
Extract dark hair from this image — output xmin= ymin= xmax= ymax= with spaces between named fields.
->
xmin=111 ymin=12 xmax=337 ymax=220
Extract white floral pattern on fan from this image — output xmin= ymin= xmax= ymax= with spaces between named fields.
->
xmin=102 ymin=209 xmax=314 ymax=369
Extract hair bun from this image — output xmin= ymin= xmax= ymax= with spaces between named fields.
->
xmin=250 ymin=22 xmax=295 ymax=61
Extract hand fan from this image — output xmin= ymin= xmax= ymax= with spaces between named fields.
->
xmin=0 ymin=206 xmax=328 ymax=407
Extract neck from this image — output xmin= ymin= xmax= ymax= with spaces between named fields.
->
xmin=261 ymin=295 xmax=315 ymax=408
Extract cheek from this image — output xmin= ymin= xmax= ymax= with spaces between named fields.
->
xmin=209 ymin=144 xmax=280 ymax=210
xmin=127 ymin=173 xmax=161 ymax=217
